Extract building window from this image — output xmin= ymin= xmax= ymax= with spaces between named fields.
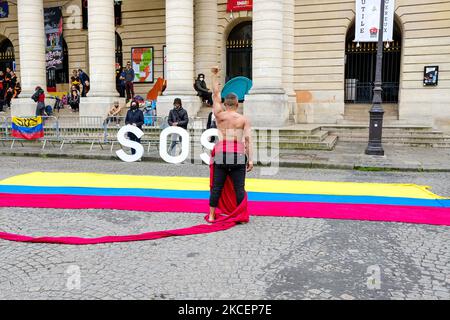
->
xmin=82 ymin=0 xmax=88 ymax=30
xmin=0 ymin=38 xmax=15 ymax=71
xmin=114 ymin=1 xmax=122 ymax=26
xmin=115 ymin=32 xmax=123 ymax=68
xmin=82 ymin=0 xmax=122 ymax=29
xmin=345 ymin=21 xmax=402 ymax=104
xmin=226 ymin=21 xmax=252 ymax=82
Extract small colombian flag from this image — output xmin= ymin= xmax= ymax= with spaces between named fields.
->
xmin=11 ymin=117 xmax=44 ymax=140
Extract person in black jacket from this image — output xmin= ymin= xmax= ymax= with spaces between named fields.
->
xmin=68 ymin=89 xmax=80 ymax=112
xmin=206 ymin=111 xmax=218 ymax=143
xmin=168 ymin=98 xmax=189 ymax=156
xmin=125 ymin=100 xmax=144 ymax=155
xmin=194 ymin=74 xmax=213 ymax=106
xmin=78 ymin=69 xmax=90 ymax=97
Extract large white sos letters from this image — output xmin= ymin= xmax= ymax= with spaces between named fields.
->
xmin=200 ymin=129 xmax=219 ymax=164
xmin=159 ymin=126 xmax=190 ymax=164
xmin=116 ymin=125 xmax=145 ymax=162
xmin=117 ymin=127 xmax=220 ymax=164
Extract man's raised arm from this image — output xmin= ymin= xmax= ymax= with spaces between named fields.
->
xmin=211 ymin=66 xmax=223 ymax=117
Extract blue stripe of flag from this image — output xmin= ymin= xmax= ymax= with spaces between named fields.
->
xmin=11 ymin=123 xmax=44 ymax=134
xmin=0 ymin=185 xmax=448 ymax=208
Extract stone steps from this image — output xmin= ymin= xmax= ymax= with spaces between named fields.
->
xmin=339 ymin=117 xmax=399 ymax=124
xmin=197 ymin=106 xmax=213 ymax=118
xmin=196 ymin=104 xmax=244 ymax=118
xmin=254 ymin=127 xmax=322 ymax=135
xmin=342 ymin=104 xmax=399 ymax=123
xmin=256 ymin=135 xmax=337 ymax=151
xmin=321 ymin=124 xmax=450 ymax=148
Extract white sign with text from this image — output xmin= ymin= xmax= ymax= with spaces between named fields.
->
xmin=354 ymin=0 xmax=395 ymax=42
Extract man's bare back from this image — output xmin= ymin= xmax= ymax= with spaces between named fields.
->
xmin=216 ymin=112 xmax=246 ymax=141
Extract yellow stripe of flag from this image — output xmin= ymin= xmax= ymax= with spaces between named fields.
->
xmin=0 ymin=172 xmax=445 ymax=200
xmin=12 ymin=117 xmax=42 ymax=128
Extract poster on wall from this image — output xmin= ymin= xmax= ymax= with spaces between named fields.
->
xmin=163 ymin=45 xmax=167 ymax=80
xmin=354 ymin=0 xmax=395 ymax=42
xmin=423 ymin=66 xmax=439 ymax=86
xmin=44 ymin=7 xmax=64 ymax=71
xmin=0 ymin=1 xmax=9 ymax=18
xmin=131 ymin=47 xmax=154 ymax=83
xmin=227 ymin=0 xmax=253 ymax=12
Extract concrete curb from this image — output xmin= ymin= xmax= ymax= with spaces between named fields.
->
xmin=2 ymin=150 xmax=450 ymax=173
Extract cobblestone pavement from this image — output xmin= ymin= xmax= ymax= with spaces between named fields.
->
xmin=0 ymin=157 xmax=449 ymax=300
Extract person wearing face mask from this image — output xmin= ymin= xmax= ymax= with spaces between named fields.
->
xmin=194 ymin=74 xmax=213 ymax=106
xmin=167 ymin=98 xmax=189 ymax=156
xmin=125 ymin=100 xmax=144 ymax=156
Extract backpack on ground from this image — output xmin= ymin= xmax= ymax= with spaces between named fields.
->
xmin=31 ymin=91 xmax=39 ymax=102
xmin=45 ymin=105 xmax=53 ymax=116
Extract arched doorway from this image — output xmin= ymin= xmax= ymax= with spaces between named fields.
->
xmin=226 ymin=21 xmax=252 ymax=82
xmin=0 ymin=37 xmax=15 ymax=71
xmin=345 ymin=20 xmax=402 ymax=104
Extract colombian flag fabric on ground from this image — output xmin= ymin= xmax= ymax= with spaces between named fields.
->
xmin=11 ymin=117 xmax=44 ymax=140
xmin=0 ymin=172 xmax=449 ymax=245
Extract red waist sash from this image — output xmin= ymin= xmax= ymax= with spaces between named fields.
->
xmin=214 ymin=140 xmax=245 ymax=154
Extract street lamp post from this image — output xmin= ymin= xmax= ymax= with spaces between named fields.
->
xmin=365 ymin=0 xmax=386 ymax=156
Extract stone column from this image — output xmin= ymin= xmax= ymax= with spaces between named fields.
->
xmin=244 ymin=0 xmax=289 ymax=127
xmin=283 ymin=0 xmax=297 ymax=122
xmin=13 ymin=0 xmax=46 ymax=117
xmin=194 ymin=0 xmax=218 ymax=83
xmin=80 ymin=0 xmax=121 ymax=118
xmin=157 ymin=0 xmax=201 ymax=119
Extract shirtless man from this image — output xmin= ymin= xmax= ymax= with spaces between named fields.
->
xmin=208 ymin=66 xmax=253 ymax=223
xmin=106 ymin=101 xmax=123 ymax=126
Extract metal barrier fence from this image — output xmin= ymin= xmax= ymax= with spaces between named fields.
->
xmin=189 ymin=117 xmax=208 ymax=130
xmin=104 ymin=116 xmax=167 ymax=153
xmin=0 ymin=117 xmax=7 ymax=145
xmin=1 ymin=116 xmax=59 ymax=149
xmin=0 ymin=115 xmax=211 ymax=151
xmin=57 ymin=116 xmax=105 ymax=150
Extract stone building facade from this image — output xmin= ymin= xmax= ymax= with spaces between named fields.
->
xmin=0 ymin=0 xmax=449 ymax=131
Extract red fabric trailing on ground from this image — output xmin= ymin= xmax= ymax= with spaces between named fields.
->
xmin=0 ymin=221 xmax=235 ymax=245
xmin=0 ymin=143 xmax=249 ymax=245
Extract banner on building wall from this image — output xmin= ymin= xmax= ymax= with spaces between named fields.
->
xmin=227 ymin=0 xmax=253 ymax=12
xmin=131 ymin=47 xmax=154 ymax=83
xmin=44 ymin=7 xmax=64 ymax=71
xmin=0 ymin=1 xmax=8 ymax=18
xmin=354 ymin=0 xmax=395 ymax=42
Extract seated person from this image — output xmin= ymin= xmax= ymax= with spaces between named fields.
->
xmin=106 ymin=101 xmax=123 ymax=126
xmin=68 ymin=89 xmax=80 ymax=112
xmin=194 ymin=74 xmax=213 ymax=106
xmin=143 ymin=100 xmax=157 ymax=126
xmin=13 ymin=82 xmax=21 ymax=98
